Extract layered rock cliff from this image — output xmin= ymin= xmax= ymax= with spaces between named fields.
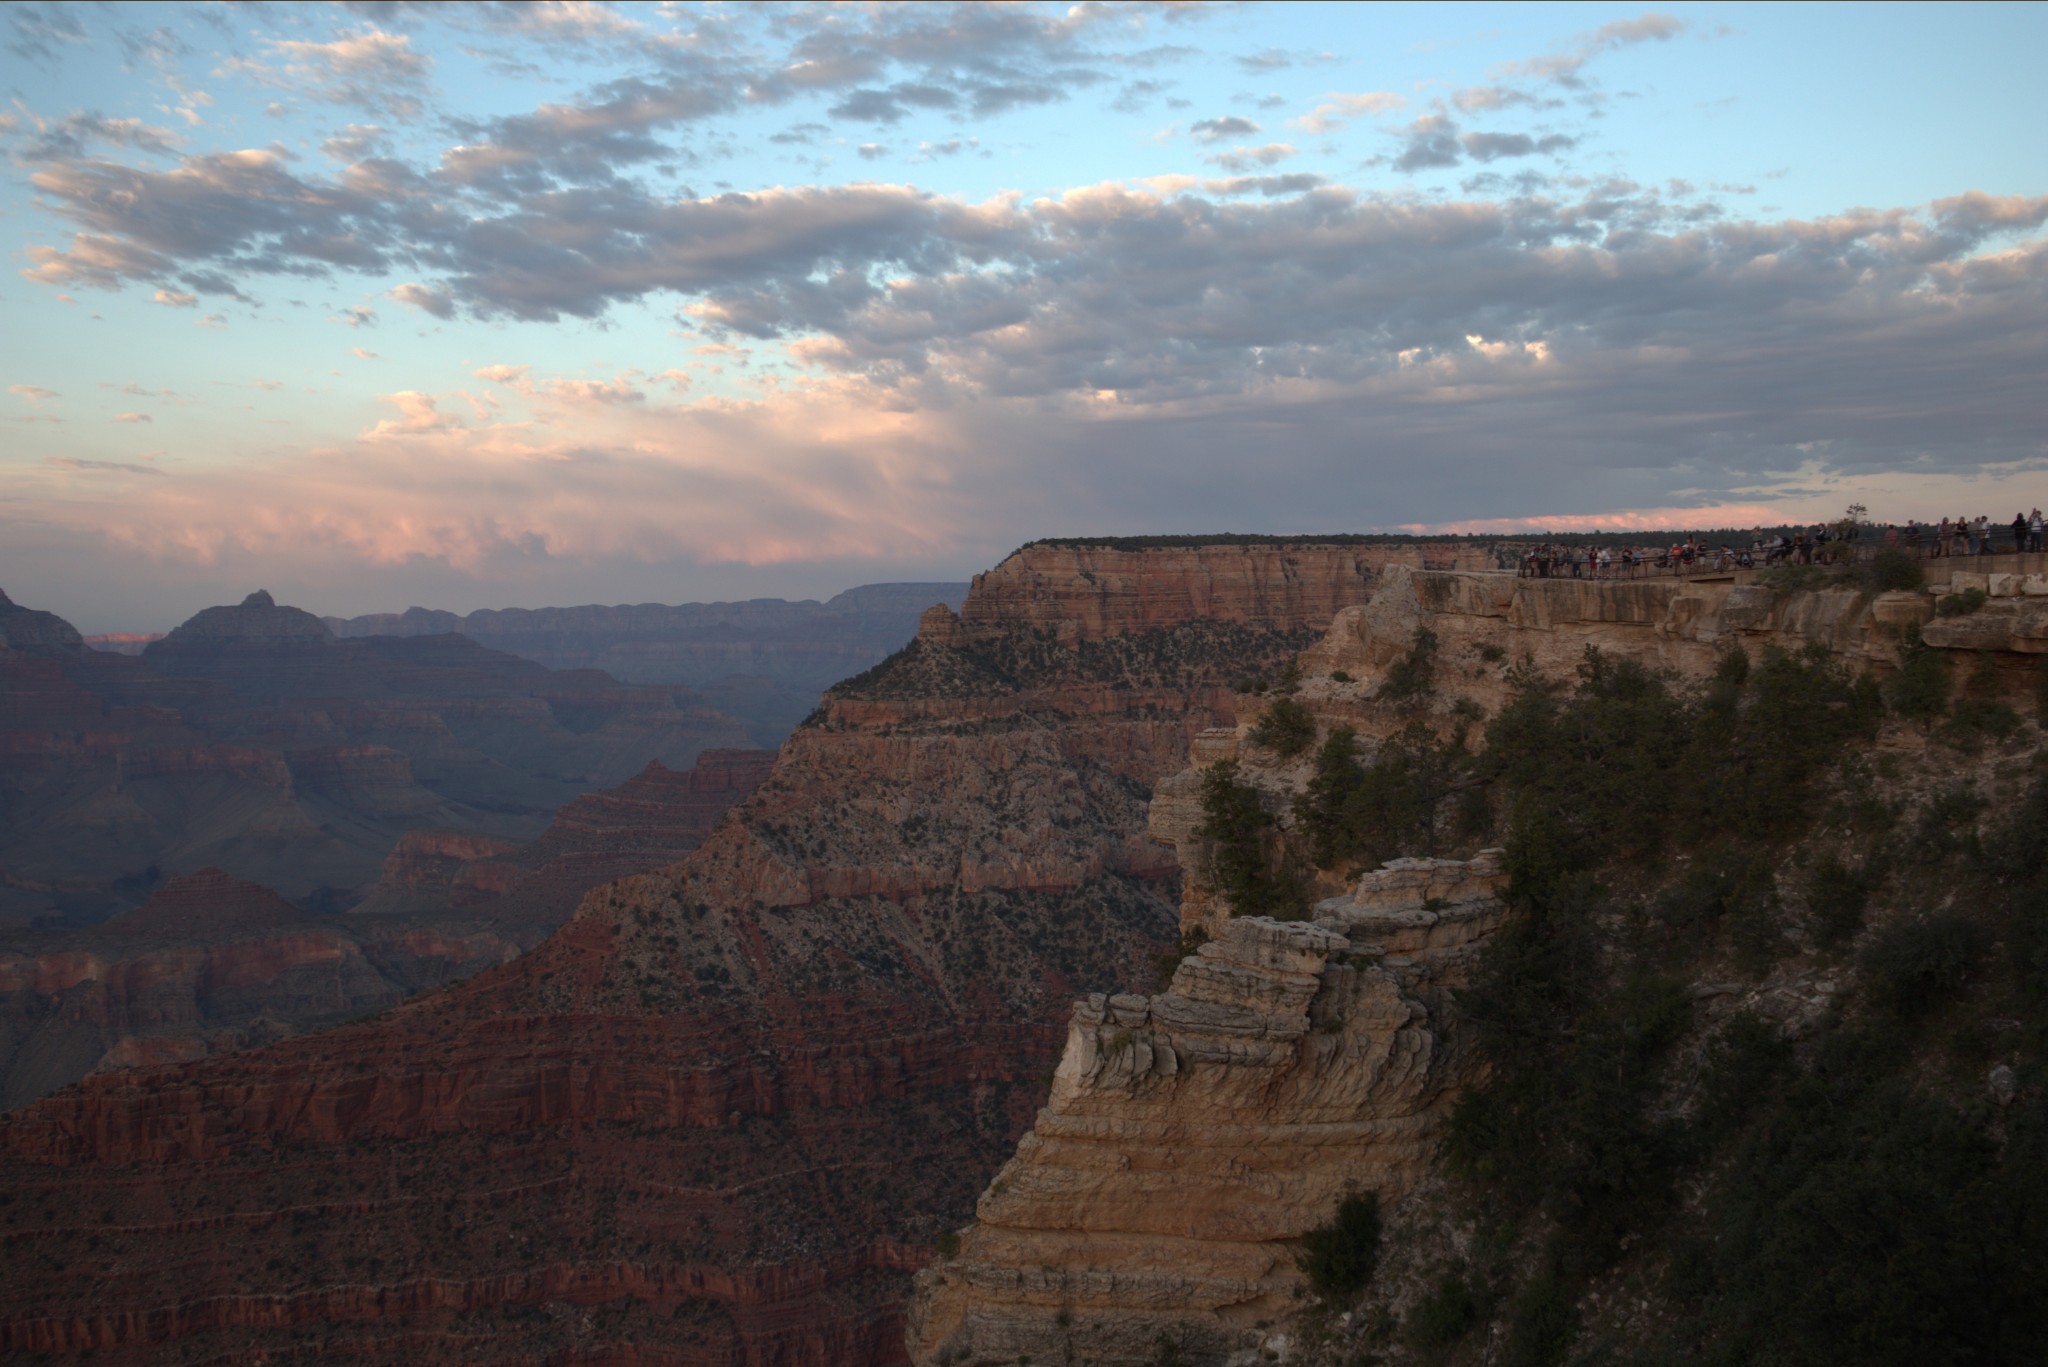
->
xmin=915 ymin=558 xmax=2048 ymax=1366
xmin=0 ymin=541 xmax=1415 ymax=1366
xmin=911 ymin=854 xmax=1506 ymax=1366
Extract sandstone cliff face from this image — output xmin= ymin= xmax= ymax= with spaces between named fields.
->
xmin=909 ymin=854 xmax=1506 ymax=1366
xmin=959 ymin=543 xmax=1383 ymax=642
xmin=0 ymin=544 xmax=1421 ymax=1366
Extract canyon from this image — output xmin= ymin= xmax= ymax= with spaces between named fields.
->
xmin=4 ymin=546 xmax=2039 ymax=1366
xmin=0 ymin=539 xmax=1412 ymax=1365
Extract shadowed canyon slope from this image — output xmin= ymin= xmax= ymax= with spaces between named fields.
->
xmin=325 ymin=582 xmax=970 ymax=746
xmin=0 ymin=750 xmax=772 ymax=1110
xmin=0 ymin=588 xmax=751 ymax=925
xmin=0 ymin=541 xmax=1414 ymax=1366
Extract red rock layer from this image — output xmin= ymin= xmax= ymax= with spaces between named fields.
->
xmin=1 ymin=750 xmax=775 ymax=1111
xmin=0 ymin=544 xmax=1414 ymax=1365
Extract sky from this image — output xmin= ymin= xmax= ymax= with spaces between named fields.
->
xmin=2 ymin=1 xmax=2044 ymax=633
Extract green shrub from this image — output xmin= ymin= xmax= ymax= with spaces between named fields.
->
xmin=1502 ymin=1264 xmax=1578 ymax=1367
xmin=1908 ymin=784 xmax=1985 ymax=863
xmin=1196 ymin=760 xmax=1301 ymax=918
xmin=1297 ymin=1191 xmax=1381 ymax=1300
xmin=1935 ymin=587 xmax=1990 ymax=617
xmin=1249 ymin=696 xmax=1317 ymax=758
xmin=1860 ymin=545 xmax=1926 ymax=592
xmin=1329 ymin=669 xmax=1352 ymax=683
xmin=1861 ymin=911 xmax=1990 ymax=1019
xmin=1450 ymin=825 xmax=1692 ymax=1265
xmin=1886 ymin=632 xmax=1950 ymax=721
xmin=1690 ymin=1012 xmax=1795 ymax=1146
xmin=1381 ymin=626 xmax=1439 ymax=705
xmin=1407 ymin=1268 xmax=1482 ymax=1354
xmin=1293 ymin=722 xmax=1460 ymax=870
xmin=1941 ymin=696 xmax=2022 ymax=748
xmin=1805 ymin=856 xmax=1872 ymax=947
xmin=1666 ymin=1029 xmax=2048 ymax=1367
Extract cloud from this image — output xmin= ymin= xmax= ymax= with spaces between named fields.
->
xmin=6 ymin=3 xmax=86 ymax=64
xmin=154 ymin=288 xmax=199 ymax=307
xmin=1461 ymin=131 xmax=1577 ymax=162
xmin=1203 ymin=173 xmax=1325 ymax=198
xmin=364 ymin=390 xmax=462 ymax=440
xmin=388 ymin=282 xmax=455 ymax=318
xmin=473 ymin=363 xmax=647 ymax=407
xmin=857 ymin=143 xmax=889 ymax=160
xmin=197 ymin=313 xmax=227 ymax=329
xmin=8 ymin=112 xmax=179 ymax=162
xmin=1294 ymin=91 xmax=1404 ymax=134
xmin=113 ymin=411 xmax=153 ymax=423
xmin=351 ymin=347 xmax=379 ymax=359
xmin=1504 ymin=11 xmax=1689 ymax=87
xmin=1393 ymin=115 xmax=1462 ymax=171
xmin=44 ymin=456 xmax=161 ymax=476
xmin=10 ymin=385 xmax=58 ymax=402
xmin=1203 ymin=142 xmax=1296 ymax=173
xmin=1188 ymin=115 xmax=1259 ymax=143
xmin=829 ymin=83 xmax=961 ymax=125
xmin=1236 ymin=48 xmax=1333 ymax=73
xmin=227 ymin=28 xmax=432 ymax=119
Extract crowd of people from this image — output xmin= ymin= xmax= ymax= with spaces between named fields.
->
xmin=1510 ymin=508 xmax=2045 ymax=580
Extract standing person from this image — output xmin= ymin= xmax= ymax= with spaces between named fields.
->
xmin=1934 ymin=517 xmax=1949 ymax=557
xmin=1973 ymin=514 xmax=1989 ymax=555
xmin=2032 ymin=508 xmax=2045 ymax=553
xmin=2015 ymin=512 xmax=2030 ymax=557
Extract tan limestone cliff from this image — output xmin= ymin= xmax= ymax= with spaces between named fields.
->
xmin=909 ymin=852 xmax=1506 ymax=1366
xmin=957 ymin=543 xmax=1487 ymax=643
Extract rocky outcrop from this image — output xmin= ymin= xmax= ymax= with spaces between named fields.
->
xmin=0 ymin=543 xmax=1416 ymax=1366
xmin=958 ymin=542 xmax=1396 ymax=642
xmin=1288 ymin=565 xmax=2046 ymax=726
xmin=909 ymin=853 xmax=1507 ymax=1365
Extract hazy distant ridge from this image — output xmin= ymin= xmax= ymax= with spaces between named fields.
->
xmin=323 ymin=583 xmax=969 ymax=743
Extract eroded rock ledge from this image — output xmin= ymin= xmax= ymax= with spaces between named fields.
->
xmin=909 ymin=852 xmax=1505 ymax=1366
